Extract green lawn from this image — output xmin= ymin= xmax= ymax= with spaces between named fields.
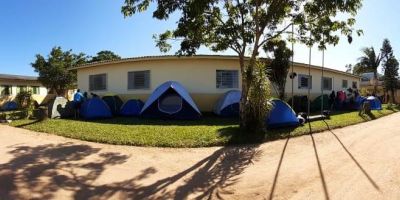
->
xmin=9 ymin=105 xmax=400 ymax=148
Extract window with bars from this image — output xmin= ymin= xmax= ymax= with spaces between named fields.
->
xmin=216 ymin=70 xmax=239 ymax=89
xmin=31 ymin=86 xmax=40 ymax=95
xmin=322 ymin=77 xmax=333 ymax=91
xmin=89 ymin=74 xmax=107 ymax=91
xmin=128 ymin=70 xmax=150 ymax=89
xmin=16 ymin=86 xmax=27 ymax=94
xmin=0 ymin=85 xmax=12 ymax=95
xmin=298 ymin=74 xmax=312 ymax=89
xmin=342 ymin=80 xmax=348 ymax=89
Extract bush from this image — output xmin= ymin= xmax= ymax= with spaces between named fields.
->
xmin=245 ymin=61 xmax=272 ymax=133
xmin=15 ymin=91 xmax=35 ymax=119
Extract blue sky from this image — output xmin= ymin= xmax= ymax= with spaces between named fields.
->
xmin=0 ymin=0 xmax=399 ymax=76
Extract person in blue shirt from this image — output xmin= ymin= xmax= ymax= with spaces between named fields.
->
xmin=73 ymin=89 xmax=84 ymax=118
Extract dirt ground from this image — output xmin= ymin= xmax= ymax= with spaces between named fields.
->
xmin=0 ymin=113 xmax=399 ymax=200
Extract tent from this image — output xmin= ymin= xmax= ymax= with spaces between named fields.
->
xmin=141 ymin=81 xmax=201 ymax=119
xmin=102 ymin=95 xmax=124 ymax=115
xmin=1 ymin=101 xmax=17 ymax=111
xmin=120 ymin=99 xmax=144 ymax=116
xmin=366 ymin=96 xmax=382 ymax=110
xmin=354 ymin=96 xmax=366 ymax=109
xmin=287 ymin=95 xmax=309 ymax=113
xmin=80 ymin=97 xmax=112 ymax=120
xmin=48 ymin=97 xmax=75 ymax=119
xmin=213 ymin=90 xmax=241 ymax=117
xmin=266 ymin=99 xmax=299 ymax=128
xmin=311 ymin=94 xmax=330 ymax=112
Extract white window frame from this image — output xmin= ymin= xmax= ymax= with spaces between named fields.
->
xmin=216 ymin=70 xmax=239 ymax=89
xmin=322 ymin=77 xmax=333 ymax=91
xmin=127 ymin=70 xmax=150 ymax=90
xmin=298 ymin=74 xmax=312 ymax=89
xmin=342 ymin=80 xmax=348 ymax=89
xmin=89 ymin=73 xmax=107 ymax=91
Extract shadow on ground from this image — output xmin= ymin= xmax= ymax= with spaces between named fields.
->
xmin=0 ymin=142 xmax=261 ymax=199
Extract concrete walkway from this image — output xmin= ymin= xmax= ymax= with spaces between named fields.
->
xmin=0 ymin=113 xmax=399 ymax=200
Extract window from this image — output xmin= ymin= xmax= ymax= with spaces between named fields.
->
xmin=322 ymin=77 xmax=333 ymax=91
xmin=298 ymin=74 xmax=312 ymax=89
xmin=0 ymin=85 xmax=12 ymax=95
xmin=342 ymin=80 xmax=348 ymax=89
xmin=89 ymin=74 xmax=107 ymax=91
xmin=16 ymin=86 xmax=27 ymax=94
xmin=31 ymin=86 xmax=40 ymax=95
xmin=352 ymin=81 xmax=358 ymax=89
xmin=128 ymin=70 xmax=150 ymax=89
xmin=216 ymin=70 xmax=239 ymax=89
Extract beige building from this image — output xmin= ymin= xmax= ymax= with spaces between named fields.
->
xmin=0 ymin=74 xmax=48 ymax=106
xmin=72 ymin=55 xmax=360 ymax=112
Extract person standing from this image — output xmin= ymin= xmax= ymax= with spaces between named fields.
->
xmin=73 ymin=89 xmax=84 ymax=118
xmin=329 ymin=90 xmax=336 ymax=110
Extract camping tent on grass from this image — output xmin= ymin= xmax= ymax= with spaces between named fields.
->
xmin=266 ymin=99 xmax=299 ymax=128
xmin=1 ymin=101 xmax=18 ymax=111
xmin=366 ymin=96 xmax=382 ymax=110
xmin=354 ymin=96 xmax=367 ymax=110
xmin=48 ymin=97 xmax=74 ymax=119
xmin=311 ymin=94 xmax=330 ymax=112
xmin=213 ymin=90 xmax=241 ymax=117
xmin=141 ymin=81 xmax=201 ymax=119
xmin=102 ymin=95 xmax=124 ymax=115
xmin=80 ymin=98 xmax=112 ymax=120
xmin=120 ymin=99 xmax=144 ymax=116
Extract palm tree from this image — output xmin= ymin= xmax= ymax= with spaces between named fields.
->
xmin=356 ymin=47 xmax=383 ymax=94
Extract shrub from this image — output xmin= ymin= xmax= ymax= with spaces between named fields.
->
xmin=15 ymin=91 xmax=35 ymax=119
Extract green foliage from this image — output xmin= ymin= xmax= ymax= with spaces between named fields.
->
xmin=382 ymin=39 xmax=399 ymax=103
xmin=15 ymin=91 xmax=34 ymax=118
xmin=244 ymin=61 xmax=272 ymax=132
xmin=31 ymin=47 xmax=88 ymax=95
xmin=264 ymin=40 xmax=293 ymax=100
xmin=356 ymin=39 xmax=395 ymax=94
xmin=122 ymin=0 xmax=363 ymax=132
xmin=90 ymin=50 xmax=121 ymax=62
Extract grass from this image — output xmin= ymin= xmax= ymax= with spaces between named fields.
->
xmin=8 ymin=104 xmax=400 ymax=148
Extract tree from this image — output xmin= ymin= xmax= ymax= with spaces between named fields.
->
xmin=356 ymin=39 xmax=394 ymax=94
xmin=345 ymin=64 xmax=353 ymax=73
xmin=90 ymin=50 xmax=121 ymax=62
xmin=381 ymin=39 xmax=398 ymax=104
xmin=31 ymin=47 xmax=88 ymax=96
xmin=122 ymin=0 xmax=363 ymax=132
xmin=264 ymin=40 xmax=293 ymax=100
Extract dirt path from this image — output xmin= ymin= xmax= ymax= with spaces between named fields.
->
xmin=0 ymin=113 xmax=399 ymax=200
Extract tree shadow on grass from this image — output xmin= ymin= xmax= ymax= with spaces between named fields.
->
xmin=0 ymin=141 xmax=261 ymax=199
xmin=322 ymin=120 xmax=380 ymax=191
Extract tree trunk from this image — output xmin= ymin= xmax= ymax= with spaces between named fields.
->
xmin=373 ymin=71 xmax=378 ymax=95
xmin=391 ymin=89 xmax=396 ymax=104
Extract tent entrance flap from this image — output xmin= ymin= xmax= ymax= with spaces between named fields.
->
xmin=158 ymin=93 xmax=183 ymax=114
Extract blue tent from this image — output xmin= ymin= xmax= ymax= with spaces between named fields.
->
xmin=80 ymin=98 xmax=112 ymax=120
xmin=266 ymin=99 xmax=299 ymax=128
xmin=120 ymin=99 xmax=144 ymax=116
xmin=354 ymin=96 xmax=367 ymax=110
xmin=366 ymin=96 xmax=382 ymax=110
xmin=2 ymin=101 xmax=17 ymax=111
xmin=141 ymin=81 xmax=201 ymax=119
xmin=213 ymin=90 xmax=241 ymax=117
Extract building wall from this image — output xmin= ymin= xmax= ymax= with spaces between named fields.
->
xmin=0 ymin=79 xmax=48 ymax=106
xmin=76 ymin=57 xmax=360 ymax=112
xmin=283 ymin=66 xmax=360 ymax=100
xmin=77 ymin=58 xmax=242 ymax=111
